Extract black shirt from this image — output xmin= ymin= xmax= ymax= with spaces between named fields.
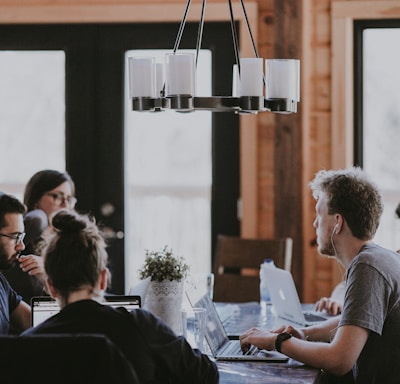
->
xmin=22 ymin=299 xmax=218 ymax=384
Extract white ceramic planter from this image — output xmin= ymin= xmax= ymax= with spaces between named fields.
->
xmin=144 ymin=279 xmax=184 ymax=334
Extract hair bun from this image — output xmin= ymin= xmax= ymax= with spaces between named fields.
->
xmin=51 ymin=210 xmax=86 ymax=234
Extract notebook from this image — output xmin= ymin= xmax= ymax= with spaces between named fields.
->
xmin=263 ymin=267 xmax=329 ymax=327
xmin=31 ymin=295 xmax=141 ymax=327
xmin=186 ymin=288 xmax=288 ymax=362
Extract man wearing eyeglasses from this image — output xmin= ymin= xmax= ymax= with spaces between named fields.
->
xmin=0 ymin=192 xmax=31 ymax=334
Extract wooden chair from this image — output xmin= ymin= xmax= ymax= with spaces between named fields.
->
xmin=212 ymin=235 xmax=293 ymax=302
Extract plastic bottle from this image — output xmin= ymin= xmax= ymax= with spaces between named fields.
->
xmin=259 ymin=259 xmax=276 ymax=310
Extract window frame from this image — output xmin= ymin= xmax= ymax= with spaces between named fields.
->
xmin=331 ymin=1 xmax=400 ymax=169
xmin=353 ymin=19 xmax=400 ymax=166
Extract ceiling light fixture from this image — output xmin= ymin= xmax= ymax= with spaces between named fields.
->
xmin=128 ymin=0 xmax=300 ymax=114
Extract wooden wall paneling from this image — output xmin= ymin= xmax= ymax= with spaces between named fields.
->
xmin=272 ymin=0 xmax=304 ymax=294
xmin=331 ymin=9 xmax=354 ymax=170
xmin=257 ymin=0 xmax=275 ymax=240
xmin=238 ymin=2 xmax=260 ymax=238
xmin=301 ymin=0 xmax=316 ymax=302
xmin=258 ymin=113 xmax=276 ymax=239
xmin=303 ymin=0 xmax=334 ymax=302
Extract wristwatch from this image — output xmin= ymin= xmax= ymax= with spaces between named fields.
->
xmin=275 ymin=332 xmax=292 ymax=353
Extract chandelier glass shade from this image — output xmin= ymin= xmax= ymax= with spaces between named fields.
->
xmin=128 ymin=0 xmax=300 ymax=114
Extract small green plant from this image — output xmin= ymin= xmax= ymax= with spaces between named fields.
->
xmin=138 ymin=246 xmax=189 ymax=282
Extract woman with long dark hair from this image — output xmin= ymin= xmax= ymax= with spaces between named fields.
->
xmin=3 ymin=169 xmax=76 ymax=304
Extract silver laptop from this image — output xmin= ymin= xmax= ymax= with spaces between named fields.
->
xmin=263 ymin=267 xmax=329 ymax=326
xmin=31 ymin=295 xmax=141 ymax=327
xmin=186 ymin=288 xmax=288 ymax=362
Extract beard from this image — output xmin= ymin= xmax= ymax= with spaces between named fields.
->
xmin=0 ymin=246 xmax=18 ymax=270
xmin=317 ymin=234 xmax=337 ymax=258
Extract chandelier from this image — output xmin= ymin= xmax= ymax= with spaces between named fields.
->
xmin=128 ymin=0 xmax=300 ymax=114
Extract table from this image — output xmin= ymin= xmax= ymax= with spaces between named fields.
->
xmin=215 ymin=302 xmax=321 ymax=384
xmin=217 ymin=360 xmax=321 ymax=384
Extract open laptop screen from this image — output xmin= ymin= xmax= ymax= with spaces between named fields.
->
xmin=31 ymin=295 xmax=141 ymax=327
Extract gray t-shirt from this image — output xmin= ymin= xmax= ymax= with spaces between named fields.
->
xmin=340 ymin=243 xmax=400 ymax=383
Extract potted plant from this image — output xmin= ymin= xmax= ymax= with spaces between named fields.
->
xmin=138 ymin=246 xmax=189 ymax=334
xmin=138 ymin=246 xmax=189 ymax=283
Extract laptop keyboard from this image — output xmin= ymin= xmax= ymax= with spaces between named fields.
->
xmin=221 ymin=341 xmax=258 ymax=356
xmin=304 ymin=312 xmax=327 ymax=323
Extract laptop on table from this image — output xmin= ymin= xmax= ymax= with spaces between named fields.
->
xmin=186 ymin=287 xmax=288 ymax=362
xmin=263 ymin=267 xmax=330 ymax=327
xmin=31 ymin=295 xmax=141 ymax=327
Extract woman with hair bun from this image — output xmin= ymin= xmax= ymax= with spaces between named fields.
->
xmin=23 ymin=210 xmax=218 ymax=384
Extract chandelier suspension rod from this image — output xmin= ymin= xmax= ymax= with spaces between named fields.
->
xmin=195 ymin=0 xmax=207 ymax=67
xmin=239 ymin=0 xmax=259 ymax=59
xmin=173 ymin=0 xmax=259 ymax=72
xmin=173 ymin=0 xmax=192 ymax=53
xmin=228 ymin=0 xmax=241 ymax=73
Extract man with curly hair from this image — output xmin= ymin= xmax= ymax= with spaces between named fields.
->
xmin=240 ymin=167 xmax=400 ymax=383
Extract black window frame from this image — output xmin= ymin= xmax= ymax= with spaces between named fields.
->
xmin=353 ymin=19 xmax=400 ymax=166
xmin=0 ymin=22 xmax=240 ymax=293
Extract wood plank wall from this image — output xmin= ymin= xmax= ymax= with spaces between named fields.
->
xmin=1 ymin=0 xmax=390 ymax=302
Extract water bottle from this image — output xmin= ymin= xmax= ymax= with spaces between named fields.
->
xmin=259 ymin=259 xmax=276 ymax=312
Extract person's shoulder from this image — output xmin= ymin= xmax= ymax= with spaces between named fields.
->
xmin=114 ymin=306 xmax=153 ymax=321
xmin=0 ymin=274 xmax=22 ymax=309
xmin=354 ymin=243 xmax=395 ymax=262
xmin=24 ymin=209 xmax=48 ymax=242
xmin=24 ymin=209 xmax=48 ymax=225
xmin=120 ymin=307 xmax=174 ymax=330
xmin=0 ymin=272 xmax=11 ymax=289
xmin=351 ymin=243 xmax=400 ymax=275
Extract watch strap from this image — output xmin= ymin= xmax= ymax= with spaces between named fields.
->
xmin=275 ymin=332 xmax=292 ymax=353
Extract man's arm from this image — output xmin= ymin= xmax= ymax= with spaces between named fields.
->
xmin=303 ymin=316 xmax=341 ymax=342
xmin=280 ymin=324 xmax=368 ymax=375
xmin=240 ymin=322 xmax=368 ymax=376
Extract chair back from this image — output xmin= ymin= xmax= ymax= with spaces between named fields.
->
xmin=212 ymin=235 xmax=293 ymax=302
xmin=0 ymin=333 xmax=140 ymax=384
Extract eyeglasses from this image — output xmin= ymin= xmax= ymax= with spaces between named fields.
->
xmin=0 ymin=232 xmax=26 ymax=245
xmin=46 ymin=192 xmax=77 ymax=208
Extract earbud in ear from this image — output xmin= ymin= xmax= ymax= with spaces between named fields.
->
xmin=334 ymin=223 xmax=339 ymax=234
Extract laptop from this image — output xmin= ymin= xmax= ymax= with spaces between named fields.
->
xmin=186 ymin=288 xmax=288 ymax=362
xmin=263 ymin=267 xmax=330 ymax=327
xmin=31 ymin=295 xmax=141 ymax=327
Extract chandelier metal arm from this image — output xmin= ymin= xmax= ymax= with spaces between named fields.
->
xmin=131 ymin=96 xmax=297 ymax=114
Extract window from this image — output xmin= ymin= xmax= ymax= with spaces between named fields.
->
xmin=124 ymin=50 xmax=213 ymax=287
xmin=0 ymin=23 xmax=239 ymax=294
xmin=0 ymin=51 xmax=65 ymax=200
